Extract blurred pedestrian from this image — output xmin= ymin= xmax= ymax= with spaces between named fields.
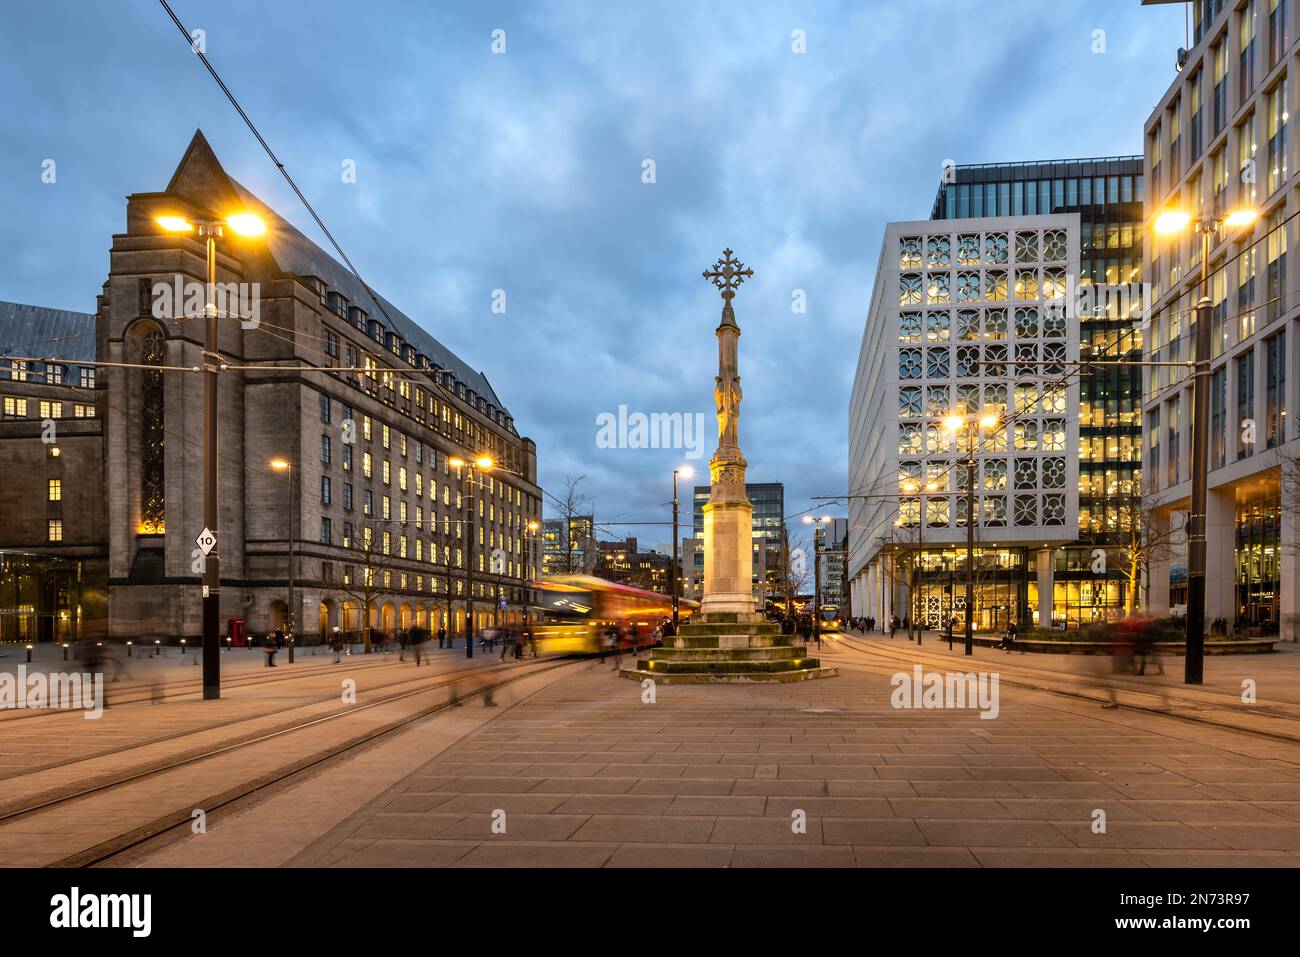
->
xmin=331 ymin=627 xmax=343 ymax=664
xmin=438 ymin=626 xmax=447 ymax=649
xmin=264 ymin=632 xmax=277 ymax=667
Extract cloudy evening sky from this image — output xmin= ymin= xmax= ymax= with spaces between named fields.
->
xmin=0 ymin=0 xmax=1185 ymax=548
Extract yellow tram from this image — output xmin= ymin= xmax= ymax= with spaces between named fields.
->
xmin=529 ymin=575 xmax=698 ymax=655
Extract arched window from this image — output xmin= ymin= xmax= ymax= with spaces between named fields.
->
xmin=140 ymin=330 xmax=165 ymax=533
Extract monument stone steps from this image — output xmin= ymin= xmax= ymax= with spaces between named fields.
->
xmin=650 ymin=644 xmax=809 ymax=662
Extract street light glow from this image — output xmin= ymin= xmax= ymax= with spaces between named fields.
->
xmin=978 ymin=413 xmax=999 ymax=430
xmin=447 ymin=456 xmax=466 ymax=468
xmin=156 ymin=215 xmax=194 ymax=233
xmin=1153 ymin=209 xmax=1191 ymax=234
xmin=225 ymin=212 xmax=266 ymax=236
xmin=269 ymin=458 xmax=290 ymax=471
xmin=1223 ymin=208 xmax=1259 ymax=228
xmin=474 ymin=455 xmax=495 ymax=470
xmin=943 ymin=414 xmax=965 ymax=433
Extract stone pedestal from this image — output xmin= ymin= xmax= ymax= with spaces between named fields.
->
xmin=620 ymin=612 xmax=836 ymax=684
xmin=700 ymin=447 xmax=754 ymax=615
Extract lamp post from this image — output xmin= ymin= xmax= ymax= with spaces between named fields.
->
xmin=900 ymin=479 xmax=939 ymax=644
xmin=525 ymin=520 xmax=541 ymax=631
xmin=803 ymin=515 xmax=833 ymax=646
xmin=1153 ymin=206 xmax=1257 ymax=684
xmin=449 ymin=454 xmax=496 ymax=658
xmin=672 ymin=466 xmax=692 ymax=632
xmin=944 ymin=411 xmax=998 ymax=655
xmin=270 ymin=457 xmax=296 ymax=663
xmin=156 ymin=211 xmax=265 ymax=700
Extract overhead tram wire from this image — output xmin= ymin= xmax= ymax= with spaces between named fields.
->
xmin=157 ymin=0 xmax=402 ymax=336
xmin=156 ymin=1 xmax=501 ymax=427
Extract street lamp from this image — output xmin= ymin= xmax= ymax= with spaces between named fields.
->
xmin=944 ymin=410 xmax=999 ymax=655
xmin=525 ymin=520 xmax=541 ymax=628
xmin=270 ymin=457 xmax=296 ymax=663
xmin=803 ymin=514 xmax=833 ymax=646
xmin=1152 ymin=205 xmax=1257 ymax=684
xmin=157 ymin=210 xmax=265 ymax=700
xmin=899 ymin=478 xmax=938 ymax=643
xmin=448 ymin=454 xmax=495 ymax=657
xmin=672 ymin=466 xmax=692 ymax=632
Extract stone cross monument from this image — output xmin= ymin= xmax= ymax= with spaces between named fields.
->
xmin=700 ymin=249 xmax=756 ymax=615
xmin=618 ymin=248 xmax=834 ymax=682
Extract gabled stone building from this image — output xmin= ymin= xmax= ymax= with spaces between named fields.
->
xmin=1 ymin=131 xmax=541 ymax=642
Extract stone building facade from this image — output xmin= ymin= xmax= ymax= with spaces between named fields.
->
xmin=1 ymin=131 xmax=541 ymax=642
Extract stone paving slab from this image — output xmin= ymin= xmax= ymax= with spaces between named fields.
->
xmin=257 ymin=655 xmax=1300 ymax=868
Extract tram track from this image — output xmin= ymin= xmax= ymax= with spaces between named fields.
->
xmin=0 ymin=657 xmax=558 ymax=818
xmin=0 ymin=649 xmax=429 ymax=722
xmin=827 ymin=632 xmax=1300 ymax=745
xmin=0 ymin=656 xmax=522 ymax=785
xmin=0 ymin=657 xmax=585 ymax=868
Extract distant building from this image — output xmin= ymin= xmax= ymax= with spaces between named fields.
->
xmin=542 ymin=514 xmax=595 ymax=575
xmin=595 ymin=536 xmax=673 ymax=594
xmin=819 ymin=518 xmax=848 ymax=611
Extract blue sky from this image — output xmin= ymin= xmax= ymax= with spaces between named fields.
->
xmin=0 ymin=0 xmax=1185 ymax=549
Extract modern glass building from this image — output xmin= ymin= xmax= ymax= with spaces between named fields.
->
xmin=849 ymin=213 xmax=1083 ymax=633
xmin=1141 ymin=0 xmax=1300 ymax=641
xmin=932 ymin=157 xmax=1147 ymax=626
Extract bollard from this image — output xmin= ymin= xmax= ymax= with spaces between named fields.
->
xmin=181 ymin=639 xmax=187 ymax=655
xmin=154 ymin=640 xmax=161 ymax=658
xmin=288 ymin=636 xmax=295 ymax=664
xmin=26 ymin=645 xmax=33 ymax=663
xmin=127 ymin=640 xmax=133 ymax=657
xmin=62 ymin=643 xmax=68 ymax=661
xmin=226 ymin=637 xmax=232 ymax=653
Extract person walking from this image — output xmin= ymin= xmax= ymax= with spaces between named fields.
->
xmin=331 ymin=627 xmax=343 ymax=664
xmin=264 ymin=632 xmax=277 ymax=667
xmin=437 ymin=625 xmax=447 ymax=649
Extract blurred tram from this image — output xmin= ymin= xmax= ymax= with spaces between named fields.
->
xmin=529 ymin=574 xmax=698 ymax=655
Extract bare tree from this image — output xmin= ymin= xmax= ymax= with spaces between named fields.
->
xmin=775 ymin=523 xmax=809 ymax=617
xmin=1276 ymin=451 xmax=1300 ymax=556
xmin=340 ymin=520 xmax=402 ymax=653
xmin=1113 ymin=477 xmax=1183 ymax=616
xmin=554 ymin=475 xmax=594 ymax=574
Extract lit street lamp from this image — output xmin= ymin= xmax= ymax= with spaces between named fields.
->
xmin=803 ymin=514 xmax=833 ymax=647
xmin=944 ymin=411 xmax=999 ymax=655
xmin=270 ymin=457 xmax=296 ymax=663
xmin=672 ymin=466 xmax=692 ymax=632
xmin=1153 ymin=206 xmax=1257 ymax=684
xmin=448 ymin=454 xmax=495 ymax=658
xmin=899 ymin=478 xmax=938 ymax=644
xmin=156 ymin=210 xmax=265 ymax=700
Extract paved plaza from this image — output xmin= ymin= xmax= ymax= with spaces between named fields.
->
xmin=129 ymin=638 xmax=1300 ymax=868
